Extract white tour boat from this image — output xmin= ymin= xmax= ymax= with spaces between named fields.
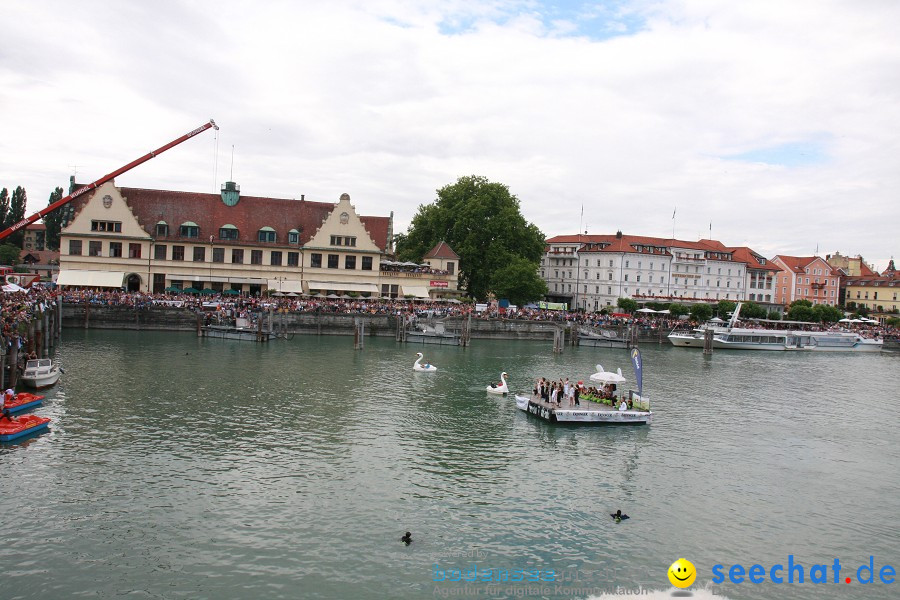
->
xmin=668 ymin=303 xmax=883 ymax=352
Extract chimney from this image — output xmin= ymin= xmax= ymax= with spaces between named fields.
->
xmin=616 ymin=230 xmax=622 ymax=239
xmin=301 ymin=194 xmax=305 ymax=201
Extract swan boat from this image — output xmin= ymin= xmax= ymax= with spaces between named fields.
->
xmin=21 ymin=359 xmax=61 ymax=389
xmin=0 ymin=414 xmax=51 ymax=442
xmin=486 ymin=372 xmax=508 ymax=394
xmin=413 ymin=352 xmax=437 ymax=372
xmin=668 ymin=303 xmax=883 ymax=352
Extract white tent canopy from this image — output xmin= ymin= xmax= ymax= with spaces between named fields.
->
xmin=56 ymin=270 xmax=125 ymax=288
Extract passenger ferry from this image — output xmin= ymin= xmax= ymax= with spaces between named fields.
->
xmin=668 ymin=303 xmax=883 ymax=352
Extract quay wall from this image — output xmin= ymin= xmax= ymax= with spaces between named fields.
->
xmin=59 ymin=305 xmax=613 ymax=341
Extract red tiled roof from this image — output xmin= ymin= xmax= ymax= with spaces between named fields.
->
xmin=69 ymin=184 xmax=391 ymax=251
xmin=545 ymin=233 xmax=762 ymax=263
xmin=727 ymin=246 xmax=783 ymax=272
xmin=26 ymin=223 xmax=46 ymax=231
xmin=424 ymin=241 xmax=460 ymax=259
xmin=771 ymin=255 xmax=824 ymax=273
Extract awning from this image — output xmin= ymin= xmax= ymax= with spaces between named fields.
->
xmin=56 ymin=270 xmax=125 ymax=288
xmin=228 ymin=277 xmax=268 ymax=285
xmin=400 ymin=285 xmax=431 ymax=299
xmin=266 ymin=279 xmax=305 ymax=293
xmin=305 ymin=280 xmax=379 ymax=293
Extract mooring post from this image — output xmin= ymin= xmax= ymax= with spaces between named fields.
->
xmin=703 ymin=328 xmax=714 ymax=355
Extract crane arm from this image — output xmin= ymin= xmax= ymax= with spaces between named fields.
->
xmin=0 ymin=119 xmax=218 ymax=242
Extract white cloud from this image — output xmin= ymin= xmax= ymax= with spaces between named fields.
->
xmin=1 ymin=0 xmax=898 ymax=270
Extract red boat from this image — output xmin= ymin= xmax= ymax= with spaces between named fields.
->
xmin=0 ymin=414 xmax=51 ymax=441
xmin=4 ymin=392 xmax=44 ymax=414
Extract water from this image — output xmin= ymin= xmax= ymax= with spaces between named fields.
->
xmin=2 ymin=331 xmax=898 ymax=599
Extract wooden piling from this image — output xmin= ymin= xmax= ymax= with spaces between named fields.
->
xmin=703 ymin=328 xmax=714 ymax=355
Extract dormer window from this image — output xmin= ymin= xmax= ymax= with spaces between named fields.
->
xmin=180 ymin=222 xmax=199 ymax=238
xmin=258 ymin=226 xmax=276 ymax=243
xmin=156 ymin=222 xmax=168 ymax=237
xmin=288 ymin=229 xmax=299 ymax=245
xmin=219 ymin=224 xmax=239 ymax=240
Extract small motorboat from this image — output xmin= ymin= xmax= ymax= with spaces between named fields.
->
xmin=486 ymin=372 xmax=509 ymax=394
xmin=4 ymin=392 xmax=44 ymax=415
xmin=21 ymin=358 xmax=61 ymax=389
xmin=413 ymin=352 xmax=437 ymax=372
xmin=0 ymin=414 xmax=51 ymax=442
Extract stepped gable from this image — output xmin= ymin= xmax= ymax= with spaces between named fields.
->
xmin=69 ymin=183 xmax=390 ymax=251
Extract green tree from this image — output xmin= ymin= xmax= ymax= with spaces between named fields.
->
xmin=716 ymin=300 xmax=736 ymax=319
xmin=767 ymin=311 xmax=782 ymax=321
xmin=43 ymin=186 xmax=65 ymax=251
xmin=396 ymin=176 xmax=545 ymax=301
xmin=690 ymin=303 xmax=714 ymax=322
xmin=491 ymin=256 xmax=548 ymax=306
xmin=812 ymin=303 xmax=843 ymax=323
xmin=790 ymin=299 xmax=813 ymax=309
xmin=7 ymin=186 xmax=28 ymax=247
xmin=0 ymin=243 xmax=20 ymax=265
xmin=886 ymin=317 xmax=900 ymax=328
xmin=787 ymin=304 xmax=815 ymax=322
xmin=0 ymin=188 xmax=9 ymax=228
xmin=616 ymin=297 xmax=638 ymax=313
xmin=668 ymin=303 xmax=689 ymax=317
xmin=740 ymin=301 xmax=768 ymax=319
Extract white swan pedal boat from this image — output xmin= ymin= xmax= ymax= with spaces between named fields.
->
xmin=486 ymin=372 xmax=508 ymax=394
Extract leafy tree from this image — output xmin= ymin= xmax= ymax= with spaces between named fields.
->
xmin=396 ymin=176 xmax=545 ymax=301
xmin=790 ymin=299 xmax=812 ymax=309
xmin=668 ymin=303 xmax=689 ymax=317
xmin=6 ymin=186 xmax=27 ymax=247
xmin=616 ymin=297 xmax=638 ymax=313
xmin=740 ymin=301 xmax=768 ymax=319
xmin=812 ymin=303 xmax=843 ymax=323
xmin=0 ymin=188 xmax=8 ymax=228
xmin=716 ymin=300 xmax=736 ymax=319
xmin=886 ymin=317 xmax=900 ymax=328
xmin=767 ymin=311 xmax=782 ymax=321
xmin=690 ymin=303 xmax=713 ymax=322
xmin=491 ymin=256 xmax=548 ymax=306
xmin=787 ymin=304 xmax=815 ymax=322
xmin=0 ymin=243 xmax=20 ymax=265
xmin=43 ymin=186 xmax=65 ymax=251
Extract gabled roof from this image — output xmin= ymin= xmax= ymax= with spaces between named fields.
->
xmin=69 ymin=183 xmax=391 ymax=251
xmin=771 ymin=255 xmax=830 ymax=273
xmin=424 ymin=241 xmax=459 ymax=260
xmin=727 ymin=247 xmax=783 ymax=272
xmin=545 ymin=233 xmax=754 ymax=262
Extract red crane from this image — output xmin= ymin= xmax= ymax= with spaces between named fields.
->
xmin=0 ymin=119 xmax=219 ymax=242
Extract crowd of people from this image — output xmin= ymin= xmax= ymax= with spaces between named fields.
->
xmin=531 ymin=377 xmax=632 ymax=411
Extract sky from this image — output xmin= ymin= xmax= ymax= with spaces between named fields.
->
xmin=2 ymin=0 xmax=898 ymax=271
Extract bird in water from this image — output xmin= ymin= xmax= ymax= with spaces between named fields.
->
xmin=610 ymin=509 xmax=630 ymax=523
xmin=401 ymin=531 xmax=412 ymax=545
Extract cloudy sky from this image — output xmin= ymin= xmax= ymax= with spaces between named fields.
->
xmin=2 ymin=0 xmax=898 ymax=270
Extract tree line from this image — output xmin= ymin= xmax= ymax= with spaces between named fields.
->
xmin=0 ymin=185 xmax=66 ymax=265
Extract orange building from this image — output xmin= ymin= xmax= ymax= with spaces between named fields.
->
xmin=771 ymin=255 xmax=840 ymax=306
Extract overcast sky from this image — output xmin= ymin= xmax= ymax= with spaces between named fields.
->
xmin=2 ymin=0 xmax=898 ymax=270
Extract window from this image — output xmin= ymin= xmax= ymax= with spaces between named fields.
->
xmin=362 ymin=256 xmax=373 ymax=271
xmin=172 ymin=245 xmax=185 ymax=261
xmin=251 ymin=250 xmax=263 ymax=265
xmin=257 ymin=228 xmax=276 ymax=243
xmin=638 ymin=262 xmax=642 ymax=269
xmin=153 ymin=244 xmax=167 ymax=260
xmin=219 ymin=226 xmax=239 ymax=240
xmin=180 ymin=223 xmax=199 ymax=238
xmin=287 ymin=252 xmax=299 ymax=267
xmin=447 ymin=262 xmax=454 ymax=275
xmin=288 ymin=230 xmax=299 ymax=245
xmin=128 ymin=243 xmax=141 ymax=259
xmin=609 ymin=260 xmax=613 ymax=267
xmin=636 ymin=275 xmax=641 ymax=282
xmin=193 ymin=247 xmax=205 ymax=262
xmin=310 ymin=253 xmax=322 ymax=268
xmin=607 ymin=286 xmax=612 ymax=294
xmin=345 ymin=255 xmax=356 ymax=269
xmin=270 ymin=251 xmax=282 ymax=266
xmin=91 ymin=220 xmax=122 ymax=233
xmin=625 ymin=260 xmax=630 ymax=268
xmin=597 ymin=260 xmax=602 ymax=267
xmin=212 ymin=248 xmax=225 ymax=263
xmin=608 ymin=273 xmax=613 ymax=280
xmin=89 ymin=241 xmax=102 ymax=256
xmin=231 ymin=249 xmax=244 ymax=264
xmin=69 ymin=240 xmax=82 ymax=255
xmin=156 ymin=223 xmax=168 ymax=237
xmin=624 ymin=274 xmax=629 ymax=281
xmin=330 ymin=235 xmax=342 ymax=246
xmin=327 ymin=254 xmax=339 ymax=268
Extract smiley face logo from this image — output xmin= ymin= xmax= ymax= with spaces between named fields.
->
xmin=668 ymin=558 xmax=696 ymax=588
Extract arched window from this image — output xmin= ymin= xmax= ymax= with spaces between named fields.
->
xmin=180 ymin=221 xmax=199 ymax=238
xmin=258 ymin=226 xmax=276 ymax=243
xmin=219 ymin=224 xmax=239 ymax=240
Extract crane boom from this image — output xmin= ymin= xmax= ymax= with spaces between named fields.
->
xmin=0 ymin=119 xmax=219 ymax=242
